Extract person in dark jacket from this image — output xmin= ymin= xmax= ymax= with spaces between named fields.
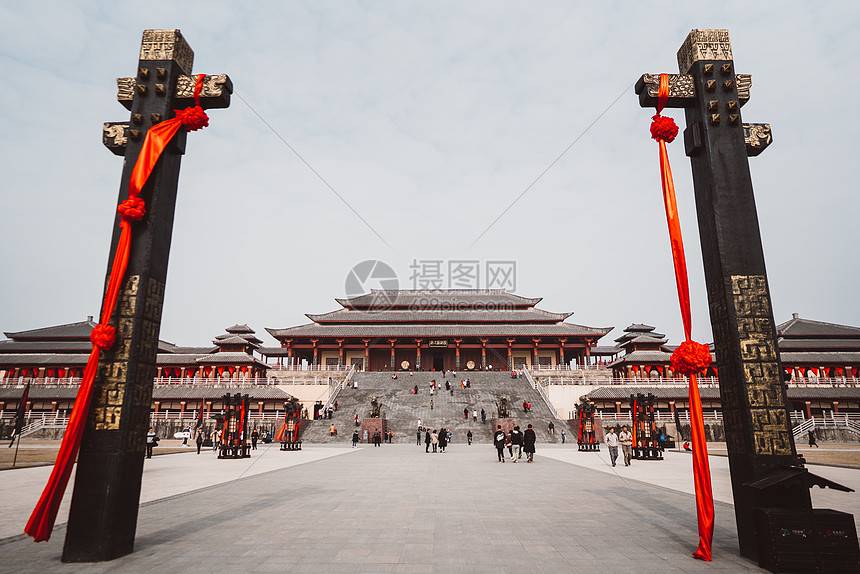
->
xmin=195 ymin=429 xmax=204 ymax=455
xmin=509 ymin=426 xmax=523 ymax=462
xmin=522 ymin=424 xmax=537 ymax=463
xmin=438 ymin=427 xmax=448 ymax=452
xmin=425 ymin=429 xmax=432 ymax=453
xmin=493 ymin=425 xmax=507 ymax=463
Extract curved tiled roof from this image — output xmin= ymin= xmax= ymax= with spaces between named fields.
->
xmin=0 ymin=385 xmax=293 ymax=401
xmin=307 ymin=308 xmax=572 ymax=324
xmin=0 ymin=353 xmax=89 ymax=367
xmin=779 ymin=338 xmax=860 ymax=350
xmin=267 ymin=323 xmax=612 ymax=339
xmin=335 ymin=290 xmax=542 ymax=309
xmin=586 ymin=385 xmax=860 ymax=401
xmin=780 ymin=351 xmax=860 ymax=364
xmin=587 ymin=386 xmax=722 ymax=400
xmin=0 ymin=341 xmax=93 ymax=354
xmin=4 ymin=319 xmax=96 ymax=341
xmin=777 ymin=316 xmax=860 ymax=338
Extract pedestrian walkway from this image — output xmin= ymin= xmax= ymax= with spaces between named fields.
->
xmin=1 ymin=443 xmax=855 ymax=573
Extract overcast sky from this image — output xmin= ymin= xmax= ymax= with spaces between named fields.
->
xmin=1 ymin=1 xmax=858 ymax=349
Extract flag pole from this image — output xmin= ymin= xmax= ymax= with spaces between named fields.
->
xmin=12 ymin=432 xmax=22 ymax=468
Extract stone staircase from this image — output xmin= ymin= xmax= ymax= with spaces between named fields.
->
xmin=300 ymin=371 xmax=571 ymax=445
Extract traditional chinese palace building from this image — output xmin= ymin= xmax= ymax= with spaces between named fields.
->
xmin=1 ymin=288 xmax=860 ymax=418
xmin=264 ymin=290 xmax=612 ymax=371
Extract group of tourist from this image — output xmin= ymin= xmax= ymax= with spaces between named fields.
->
xmin=604 ymin=425 xmax=633 ymax=467
xmin=493 ymin=424 xmax=536 ymax=463
xmin=423 ymin=428 xmax=452 ymax=453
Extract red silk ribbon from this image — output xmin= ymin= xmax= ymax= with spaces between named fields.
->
xmin=25 ymin=74 xmax=209 ymax=542
xmin=651 ymin=73 xmax=715 ymax=561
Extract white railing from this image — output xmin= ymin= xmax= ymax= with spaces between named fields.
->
xmin=530 ymin=375 xmax=720 ymax=387
xmin=322 ymin=364 xmax=355 ymax=413
xmin=149 ymin=411 xmax=290 ymax=422
xmin=793 ymin=418 xmax=815 ymax=440
xmin=593 ymin=411 xmax=724 ymax=422
xmin=522 ymin=367 xmax=558 ymax=419
xmin=153 ymin=377 xmax=274 ymax=386
xmin=266 ymin=364 xmax=354 ymax=372
xmin=607 ymin=377 xmax=720 ymax=387
xmin=787 ymin=378 xmax=860 ymax=386
xmin=529 ymin=364 xmax=609 ymax=371
xmin=0 ymin=377 xmax=82 ymax=387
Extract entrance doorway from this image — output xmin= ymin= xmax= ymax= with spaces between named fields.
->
xmin=433 ymin=352 xmax=444 ymax=371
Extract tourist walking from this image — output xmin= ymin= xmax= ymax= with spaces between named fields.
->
xmin=606 ymin=427 xmax=619 ymax=467
xmin=430 ymin=399 xmax=434 ymax=410
xmin=467 ymin=430 xmax=473 ymax=445
xmin=808 ymin=429 xmax=819 ymax=448
xmin=439 ymin=427 xmax=448 ymax=452
xmin=352 ymin=430 xmax=359 ymax=447
xmin=561 ymin=429 xmax=566 ymax=444
xmin=619 ymin=425 xmax=633 ymax=466
xmin=523 ymin=424 xmax=537 ymax=463
xmin=145 ymin=428 xmax=157 ymax=459
xmin=417 ymin=428 xmax=422 ymax=445
xmin=548 ymin=421 xmax=555 ymax=435
xmin=472 ymin=409 xmax=478 ymax=422
xmin=493 ymin=426 xmax=507 ymax=463
xmin=329 ymin=424 xmax=336 ymax=436
xmin=481 ymin=409 xmax=486 ymax=424
xmin=195 ymin=429 xmax=204 ymax=454
xmin=373 ymin=429 xmax=382 ymax=447
xmin=425 ymin=429 xmax=432 ymax=453
xmin=431 ymin=430 xmax=439 ymax=453
xmin=354 ymin=413 xmax=360 ymax=427
xmin=510 ymin=425 xmax=523 ymax=462
xmin=251 ymin=428 xmax=259 ymax=450
xmin=463 ymin=407 xmax=469 ymax=420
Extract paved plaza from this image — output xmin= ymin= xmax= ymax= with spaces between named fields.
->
xmin=1 ymin=442 xmax=859 ymax=573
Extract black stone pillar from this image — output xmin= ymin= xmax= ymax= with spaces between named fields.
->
xmin=62 ymin=30 xmax=231 ymax=562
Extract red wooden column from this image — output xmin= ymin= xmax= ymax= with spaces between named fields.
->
xmin=532 ymin=338 xmax=541 ymax=367
xmin=388 ymin=339 xmax=396 ymax=371
xmin=506 ymin=339 xmax=515 ymax=371
xmin=337 ymin=339 xmax=344 ymax=368
xmin=805 ymin=401 xmax=812 ymax=419
xmin=480 ymin=339 xmax=488 ymax=369
xmin=363 ymin=339 xmax=370 ymax=371
xmin=415 ymin=339 xmax=423 ymax=370
xmin=311 ymin=340 xmax=319 ymax=367
xmin=559 ymin=338 xmax=567 ymax=368
xmin=285 ymin=340 xmax=293 ymax=369
xmin=454 ymin=339 xmax=462 ymax=371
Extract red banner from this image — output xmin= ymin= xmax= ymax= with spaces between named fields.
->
xmin=651 ymin=73 xmax=714 ymax=561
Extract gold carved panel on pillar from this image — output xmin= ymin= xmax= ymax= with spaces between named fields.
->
xmin=677 ymin=29 xmax=732 ymax=73
xmin=731 ymin=274 xmax=792 ymax=456
xmin=139 ymin=29 xmax=194 ymax=75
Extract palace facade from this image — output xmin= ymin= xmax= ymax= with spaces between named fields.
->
xmin=264 ymin=290 xmax=612 ymax=372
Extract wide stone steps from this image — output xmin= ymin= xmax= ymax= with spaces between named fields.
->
xmin=300 ymin=371 xmax=571 ymax=445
